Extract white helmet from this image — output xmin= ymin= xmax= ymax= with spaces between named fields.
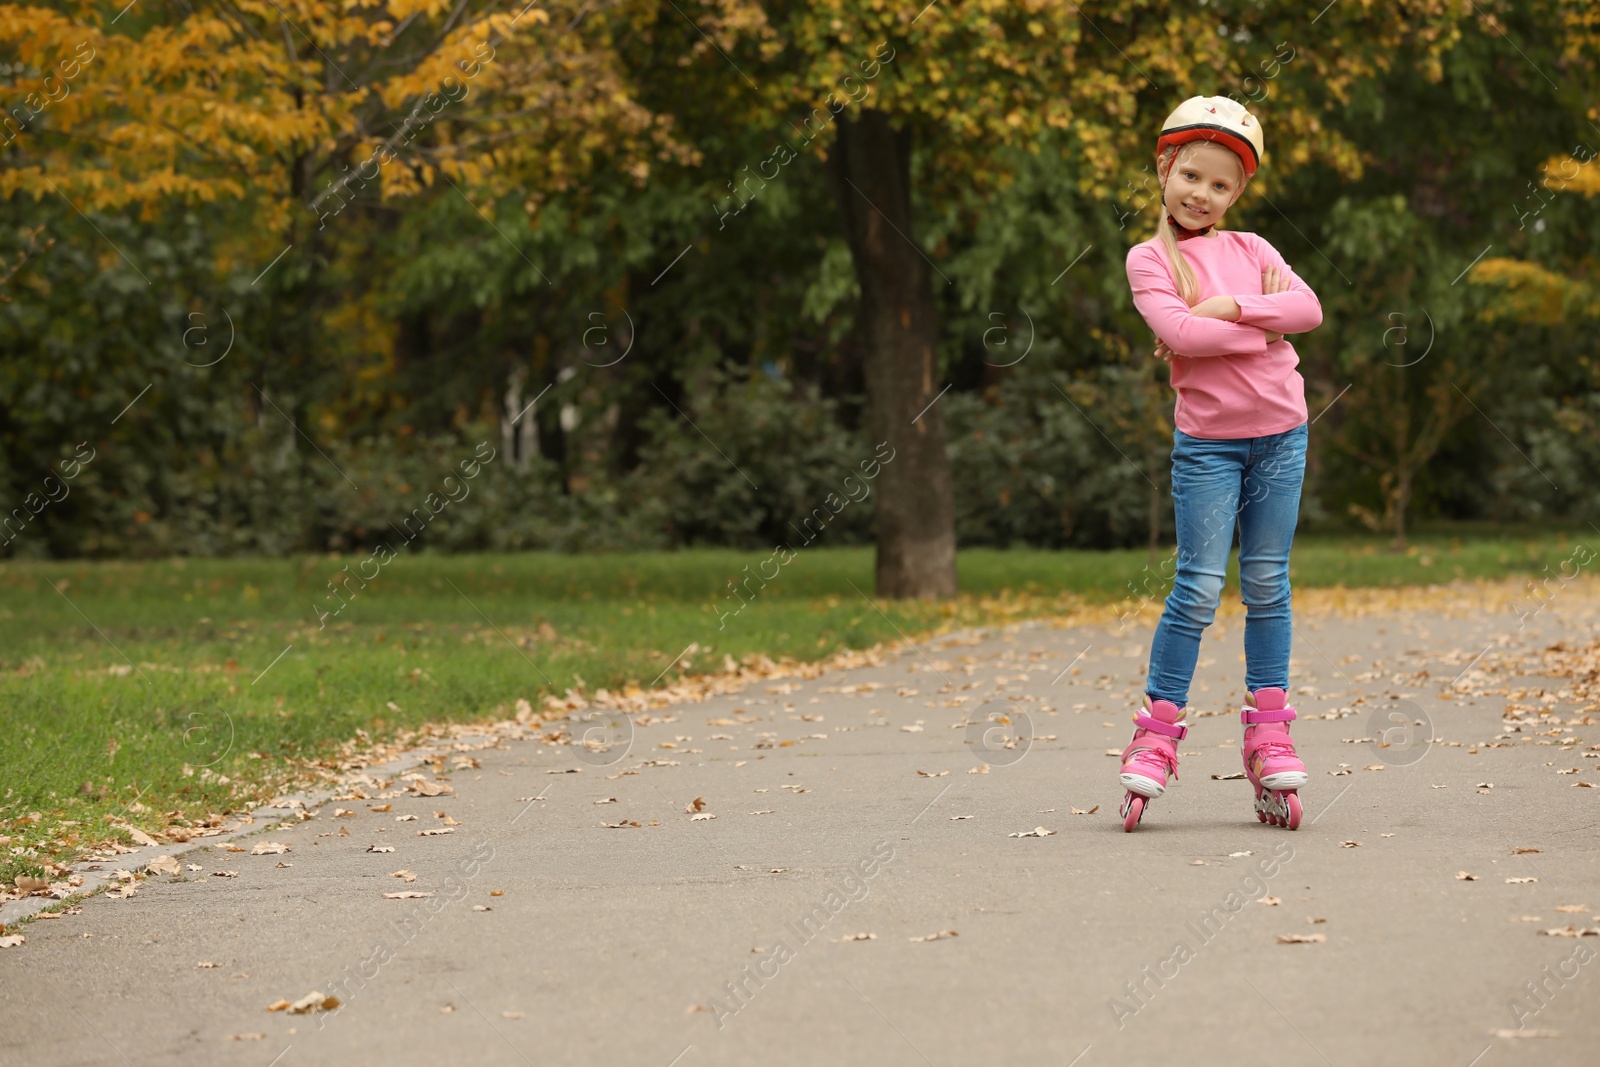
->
xmin=1156 ymin=95 xmax=1264 ymax=178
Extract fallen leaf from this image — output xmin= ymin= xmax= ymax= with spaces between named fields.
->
xmin=197 ymin=961 xmax=219 ymax=968
xmin=231 ymin=1033 xmax=266 ymax=1041
xmin=916 ymin=770 xmax=949 ymax=778
xmin=1456 ymin=871 xmax=1479 ymax=881
xmin=1511 ymin=916 xmax=1544 ymax=922
xmin=1008 ymin=827 xmax=1056 ymax=838
xmin=1258 ymin=897 xmax=1281 ymax=906
xmin=1538 ymin=926 xmax=1600 ymax=937
xmin=1506 ymin=877 xmax=1539 ymax=884
xmin=212 ymin=870 xmax=239 ymax=878
xmin=901 ymin=725 xmax=923 ymax=733
xmin=1555 ymin=904 xmax=1589 ymax=913
xmin=368 ymin=804 xmax=392 ymax=813
xmin=969 ymin=764 xmax=990 ymax=774
xmin=833 ymin=932 xmax=876 ymax=942
xmin=686 ymin=796 xmax=706 ymax=813
xmin=0 ymin=935 xmax=24 ymax=948
xmin=382 ymin=891 xmax=433 ymax=899
xmin=1340 ymin=840 xmax=1361 ymax=848
xmin=126 ymin=827 xmax=158 ymax=846
xmin=501 ymin=1011 xmax=524 ymax=1020
xmin=287 ymin=991 xmax=340 ymax=1014
xmin=250 ymin=842 xmax=291 ymax=855
xmin=416 ymin=828 xmax=454 ymax=836
xmin=748 ymin=809 xmax=776 ymax=815
xmin=390 ymin=870 xmax=416 ymax=883
xmin=950 ymin=815 xmax=975 ymax=820
xmin=1211 ymin=772 xmax=1246 ymax=781
xmin=409 ymin=780 xmax=454 ymax=796
xmin=332 ymin=809 xmax=356 ymax=818
xmin=601 ymin=821 xmax=641 ymax=829
xmin=185 ymin=864 xmax=203 ymax=872
xmin=546 ymin=768 xmax=580 ymax=775
xmin=274 ymin=861 xmax=292 ymax=869
xmin=1510 ymin=847 xmax=1541 ymax=855
xmin=1487 ymin=1029 xmax=1562 ymax=1038
xmin=14 ymin=875 xmax=48 ymax=893
xmin=1362 ymin=765 xmax=1385 ymax=771
xmin=1190 ymin=860 xmax=1207 ymax=866
xmin=593 ymin=798 xmax=617 ymax=805
xmin=147 ymin=855 xmax=182 ymax=876
xmin=690 ymin=813 xmax=717 ymax=821
xmin=1329 ymin=769 xmax=1353 ymax=776
xmin=265 ymin=1000 xmax=291 ymax=1013
xmin=1380 ymin=833 xmax=1395 ymax=839
xmin=1277 ymin=934 xmax=1327 ymax=944
xmin=1307 ymin=917 xmax=1327 ymax=925
xmin=367 ymin=845 xmax=395 ymax=853
xmin=395 ymin=815 xmax=418 ymax=822
xmin=909 ymin=930 xmax=958 ymax=942
xmin=472 ymin=905 xmax=492 ymax=912
xmin=1069 ymin=806 xmax=1100 ymax=815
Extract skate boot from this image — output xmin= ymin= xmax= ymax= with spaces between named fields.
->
xmin=1241 ymin=687 xmax=1308 ymax=829
xmin=1118 ymin=696 xmax=1188 ymax=832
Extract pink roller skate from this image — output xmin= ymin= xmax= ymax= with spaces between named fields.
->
xmin=1241 ymin=687 xmax=1308 ymax=829
xmin=1118 ymin=696 xmax=1188 ymax=831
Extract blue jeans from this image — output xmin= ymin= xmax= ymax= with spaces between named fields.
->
xmin=1145 ymin=423 xmax=1308 ymax=708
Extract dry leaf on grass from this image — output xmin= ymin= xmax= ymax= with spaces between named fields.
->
xmin=1277 ymin=933 xmax=1327 ymax=944
xmin=1008 ymin=827 xmax=1056 ymax=838
xmin=382 ymin=891 xmax=432 ymax=899
xmin=14 ymin=875 xmax=48 ymax=893
xmin=250 ymin=842 xmax=291 ymax=855
xmin=909 ymin=930 xmax=958 ymax=942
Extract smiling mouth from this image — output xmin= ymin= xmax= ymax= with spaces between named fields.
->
xmin=1183 ymin=204 xmax=1209 ymax=216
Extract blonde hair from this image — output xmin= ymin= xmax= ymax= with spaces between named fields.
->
xmin=1153 ymin=142 xmax=1248 ymax=306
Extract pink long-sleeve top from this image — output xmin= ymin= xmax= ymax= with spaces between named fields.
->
xmin=1125 ymin=229 xmax=1322 ymax=439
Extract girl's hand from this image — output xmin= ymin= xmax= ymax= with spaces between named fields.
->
xmin=1154 ymin=338 xmax=1175 ymax=363
xmin=1262 ymin=265 xmax=1291 ymax=295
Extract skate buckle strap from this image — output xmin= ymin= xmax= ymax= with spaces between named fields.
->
xmin=1132 ymin=713 xmax=1188 ymax=740
xmin=1241 ymin=706 xmax=1296 ymax=725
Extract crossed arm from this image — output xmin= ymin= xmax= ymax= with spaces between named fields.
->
xmin=1127 ymin=240 xmax=1323 ymax=363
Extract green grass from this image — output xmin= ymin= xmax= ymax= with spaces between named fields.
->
xmin=0 ymin=525 xmax=1587 ymax=888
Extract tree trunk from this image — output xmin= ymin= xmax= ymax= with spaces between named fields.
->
xmin=828 ymin=108 xmax=957 ymax=600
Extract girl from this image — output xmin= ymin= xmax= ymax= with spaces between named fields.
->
xmin=1117 ymin=95 xmax=1323 ymax=832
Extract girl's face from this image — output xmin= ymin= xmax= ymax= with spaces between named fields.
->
xmin=1163 ymin=142 xmax=1246 ymax=230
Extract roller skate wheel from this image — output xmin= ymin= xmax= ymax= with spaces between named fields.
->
xmin=1122 ymin=793 xmax=1146 ymax=832
xmin=1284 ymin=792 xmax=1302 ymax=830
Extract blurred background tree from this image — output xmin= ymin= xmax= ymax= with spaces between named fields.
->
xmin=1 ymin=0 xmax=1596 ymax=577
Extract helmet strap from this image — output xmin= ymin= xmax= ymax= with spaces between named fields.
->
xmin=1165 ymin=213 xmax=1213 ymax=239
